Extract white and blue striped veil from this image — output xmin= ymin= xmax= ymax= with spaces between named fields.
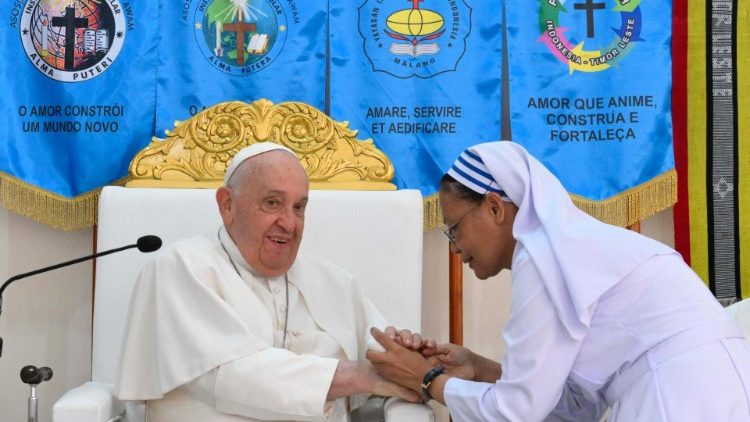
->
xmin=446 ymin=149 xmax=511 ymax=201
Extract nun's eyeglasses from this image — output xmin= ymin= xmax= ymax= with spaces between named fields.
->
xmin=442 ymin=199 xmax=484 ymax=244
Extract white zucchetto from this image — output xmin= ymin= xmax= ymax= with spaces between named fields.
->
xmin=224 ymin=142 xmax=296 ymax=185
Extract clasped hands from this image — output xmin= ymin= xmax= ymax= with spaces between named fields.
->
xmin=366 ymin=326 xmax=477 ymax=402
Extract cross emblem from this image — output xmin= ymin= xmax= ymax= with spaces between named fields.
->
xmin=574 ymin=0 xmax=606 ymax=38
xmin=51 ymin=6 xmax=89 ymax=70
xmin=222 ymin=9 xmax=256 ymax=66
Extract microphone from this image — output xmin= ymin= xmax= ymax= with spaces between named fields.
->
xmin=0 ymin=235 xmax=162 ymax=357
xmin=20 ymin=365 xmax=53 ymax=385
xmin=137 ymin=235 xmax=162 ymax=252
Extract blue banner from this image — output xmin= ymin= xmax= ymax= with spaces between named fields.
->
xmin=156 ymin=0 xmax=326 ymax=135
xmin=329 ymin=0 xmax=502 ymax=197
xmin=507 ymin=0 xmax=674 ymax=201
xmin=1 ymin=0 xmax=157 ymax=198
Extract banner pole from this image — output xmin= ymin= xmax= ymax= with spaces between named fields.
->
xmin=449 ymin=250 xmax=463 ymax=345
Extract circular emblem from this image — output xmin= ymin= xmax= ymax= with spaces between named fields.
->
xmin=359 ymin=0 xmax=471 ymax=79
xmin=20 ymin=0 xmax=126 ymax=82
xmin=194 ymin=0 xmax=287 ymax=75
xmin=538 ymin=0 xmax=643 ymax=73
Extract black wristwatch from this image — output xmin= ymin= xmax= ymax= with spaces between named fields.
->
xmin=421 ymin=366 xmax=446 ymax=399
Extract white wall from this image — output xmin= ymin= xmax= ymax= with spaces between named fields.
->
xmin=0 ymin=209 xmax=93 ymax=422
xmin=0 ymin=206 xmax=674 ymax=421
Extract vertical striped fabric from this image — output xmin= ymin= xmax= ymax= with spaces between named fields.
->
xmin=738 ymin=0 xmax=750 ymax=301
xmin=708 ymin=0 xmax=739 ymax=301
xmin=676 ymin=0 xmax=749 ymax=303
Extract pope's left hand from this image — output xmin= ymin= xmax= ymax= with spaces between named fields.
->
xmin=366 ymin=327 xmax=434 ymax=392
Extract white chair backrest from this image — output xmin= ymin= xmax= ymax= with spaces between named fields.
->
xmin=92 ymin=186 xmax=423 ymax=384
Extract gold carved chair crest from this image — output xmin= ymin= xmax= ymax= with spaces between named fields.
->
xmin=127 ymin=99 xmax=396 ymax=190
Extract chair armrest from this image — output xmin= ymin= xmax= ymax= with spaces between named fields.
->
xmin=53 ymin=382 xmax=124 ymax=422
xmin=384 ymin=397 xmax=434 ymax=421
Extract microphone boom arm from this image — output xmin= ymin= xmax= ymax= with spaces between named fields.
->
xmin=0 ymin=235 xmax=161 ymax=357
xmin=0 ymin=244 xmax=136 ymax=298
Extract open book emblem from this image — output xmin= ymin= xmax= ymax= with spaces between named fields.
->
xmin=247 ymin=33 xmax=270 ymax=55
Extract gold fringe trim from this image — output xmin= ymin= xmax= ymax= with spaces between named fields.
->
xmin=422 ymin=169 xmax=678 ymax=231
xmin=0 ymin=171 xmax=129 ymax=231
xmin=423 ymin=193 xmax=443 ymax=232
xmin=571 ymin=169 xmax=677 ymax=227
xmin=2 ymin=167 xmax=675 ymax=232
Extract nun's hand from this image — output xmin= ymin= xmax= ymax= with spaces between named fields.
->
xmin=367 ymin=327 xmax=434 ymax=392
xmin=383 ymin=326 xmax=437 ymax=351
xmin=423 ymin=342 xmax=476 ymax=381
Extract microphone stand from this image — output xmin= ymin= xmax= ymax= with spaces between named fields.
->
xmin=0 ymin=246 xmax=135 ymax=422
xmin=0 ymin=236 xmax=160 ymax=422
xmin=20 ymin=365 xmax=53 ymax=422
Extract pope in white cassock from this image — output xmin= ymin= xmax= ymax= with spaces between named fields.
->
xmin=114 ymin=143 xmax=422 ymax=421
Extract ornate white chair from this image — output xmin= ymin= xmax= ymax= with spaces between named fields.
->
xmin=53 ymin=100 xmax=433 ymax=422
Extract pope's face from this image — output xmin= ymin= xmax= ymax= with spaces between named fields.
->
xmin=218 ymin=152 xmax=309 ymax=277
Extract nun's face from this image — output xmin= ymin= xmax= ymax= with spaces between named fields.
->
xmin=439 ymin=190 xmax=516 ymax=279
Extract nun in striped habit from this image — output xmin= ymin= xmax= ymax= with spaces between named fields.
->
xmin=368 ymin=141 xmax=750 ymax=421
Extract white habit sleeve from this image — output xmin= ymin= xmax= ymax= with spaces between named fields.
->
xmin=444 ymin=248 xmax=587 ymax=421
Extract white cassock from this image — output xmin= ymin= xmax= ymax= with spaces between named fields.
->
xmin=115 ymin=227 xmax=388 ymax=422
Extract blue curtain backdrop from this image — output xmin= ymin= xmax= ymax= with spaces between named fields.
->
xmin=506 ymin=0 xmax=676 ymax=225
xmin=155 ymin=0 xmax=326 ymax=135
xmin=1 ymin=0 xmax=157 ymax=199
xmin=0 ymin=0 xmax=676 ymax=230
